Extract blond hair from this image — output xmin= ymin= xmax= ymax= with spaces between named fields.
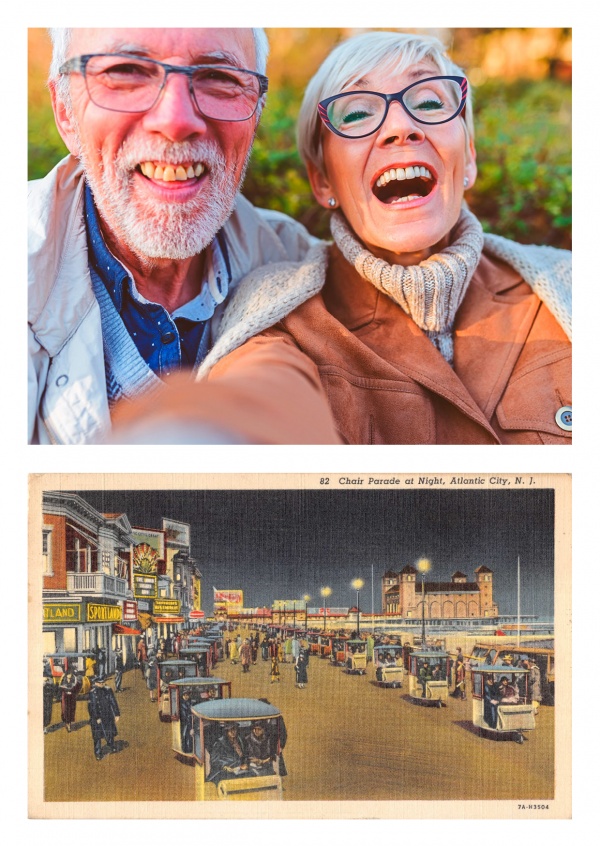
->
xmin=297 ymin=30 xmax=474 ymax=172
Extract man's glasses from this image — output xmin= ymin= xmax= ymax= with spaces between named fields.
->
xmin=59 ymin=53 xmax=269 ymax=122
xmin=318 ymin=76 xmax=468 ymax=139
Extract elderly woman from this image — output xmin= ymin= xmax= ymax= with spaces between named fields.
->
xmin=192 ymin=30 xmax=571 ymax=445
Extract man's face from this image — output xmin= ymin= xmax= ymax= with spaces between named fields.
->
xmin=53 ymin=28 xmax=258 ymax=261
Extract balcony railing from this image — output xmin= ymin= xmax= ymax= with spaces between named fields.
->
xmin=67 ymin=572 xmax=130 ymax=598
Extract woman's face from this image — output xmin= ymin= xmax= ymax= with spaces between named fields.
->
xmin=308 ymin=62 xmax=477 ymax=265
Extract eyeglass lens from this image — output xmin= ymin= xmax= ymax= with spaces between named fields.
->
xmin=84 ymin=55 xmax=262 ymax=119
xmin=326 ymin=78 xmax=464 ymax=136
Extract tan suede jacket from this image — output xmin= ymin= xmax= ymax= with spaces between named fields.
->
xmin=207 ymin=243 xmax=571 ymax=445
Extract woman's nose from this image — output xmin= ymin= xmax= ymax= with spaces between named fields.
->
xmin=374 ymin=99 xmax=426 ymax=146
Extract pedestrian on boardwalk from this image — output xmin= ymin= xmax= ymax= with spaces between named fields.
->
xmin=451 ymin=650 xmax=466 ymax=699
xmin=84 ymin=652 xmax=96 ymax=682
xmin=229 ymin=639 xmax=239 ymax=664
xmin=292 ymin=637 xmax=301 ymax=663
xmin=179 ymin=688 xmax=194 ymax=754
xmin=251 ymin=636 xmax=258 ymax=665
xmin=88 ymin=675 xmax=120 ymax=761
xmin=261 ymin=637 xmax=269 ymax=661
xmin=270 ymin=654 xmax=281 ymax=684
xmin=43 ymin=675 xmax=55 ymax=733
xmin=295 ymin=649 xmax=309 ymax=688
xmin=59 ymin=668 xmax=80 ymax=731
xmin=277 ymin=639 xmax=284 ymax=664
xmin=240 ymin=638 xmax=252 ymax=673
xmin=523 ymin=660 xmax=542 ymax=713
xmin=145 ymin=655 xmax=158 ymax=701
xmin=284 ymin=636 xmax=293 ymax=664
xmin=136 ymin=637 xmax=148 ymax=678
xmin=114 ymin=648 xmax=124 ymax=693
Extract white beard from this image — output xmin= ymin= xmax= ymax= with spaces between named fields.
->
xmin=77 ymin=134 xmax=250 ymax=260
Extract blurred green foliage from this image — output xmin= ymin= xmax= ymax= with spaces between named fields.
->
xmin=28 ymin=78 xmax=571 ymax=249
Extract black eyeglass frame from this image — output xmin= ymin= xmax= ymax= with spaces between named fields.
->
xmin=58 ymin=53 xmax=269 ymax=121
xmin=317 ymin=75 xmax=468 ymax=138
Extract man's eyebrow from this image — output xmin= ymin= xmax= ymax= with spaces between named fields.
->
xmin=97 ymin=44 xmax=248 ymax=68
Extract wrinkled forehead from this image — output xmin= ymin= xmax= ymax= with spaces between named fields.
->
xmin=69 ymin=27 xmax=256 ymax=69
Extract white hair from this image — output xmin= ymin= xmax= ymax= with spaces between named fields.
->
xmin=297 ymin=30 xmax=474 ymax=173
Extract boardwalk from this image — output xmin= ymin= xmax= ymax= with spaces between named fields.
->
xmin=43 ymin=638 xmax=554 ymax=803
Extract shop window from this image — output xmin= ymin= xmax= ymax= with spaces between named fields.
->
xmin=42 ymin=527 xmax=53 ymax=576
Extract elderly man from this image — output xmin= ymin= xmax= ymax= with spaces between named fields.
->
xmin=29 ymin=28 xmax=338 ymax=444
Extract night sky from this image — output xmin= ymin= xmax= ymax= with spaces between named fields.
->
xmin=64 ymin=489 xmax=554 ymax=618
xmin=70 ymin=488 xmax=555 ymax=619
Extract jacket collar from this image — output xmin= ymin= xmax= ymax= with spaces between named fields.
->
xmin=323 ymin=244 xmax=540 ymax=433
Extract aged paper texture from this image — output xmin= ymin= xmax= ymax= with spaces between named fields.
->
xmin=29 ymin=472 xmax=571 ymax=819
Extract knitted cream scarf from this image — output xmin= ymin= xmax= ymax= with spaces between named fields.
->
xmin=330 ymin=206 xmax=484 ymax=364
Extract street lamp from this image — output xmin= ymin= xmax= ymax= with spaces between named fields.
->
xmin=351 ymin=578 xmax=364 ymax=636
xmin=320 ymin=586 xmax=332 ymax=632
xmin=416 ymin=558 xmax=431 ymax=647
xmin=303 ymin=594 xmax=311 ymax=633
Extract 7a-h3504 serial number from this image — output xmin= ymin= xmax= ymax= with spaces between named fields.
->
xmin=518 ymin=804 xmax=549 ymax=810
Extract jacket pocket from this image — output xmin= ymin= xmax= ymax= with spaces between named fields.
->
xmin=495 ymin=350 xmax=571 ymax=443
xmin=319 ymin=367 xmax=435 ymax=444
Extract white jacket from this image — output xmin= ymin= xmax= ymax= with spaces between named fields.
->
xmin=28 ymin=155 xmax=317 ymax=444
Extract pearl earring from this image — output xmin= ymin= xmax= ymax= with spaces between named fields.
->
xmin=463 ymin=177 xmax=469 ymax=188
xmin=328 ymin=197 xmax=337 ymax=208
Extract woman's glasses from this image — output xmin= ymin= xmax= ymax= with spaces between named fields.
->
xmin=318 ymin=75 xmax=467 ymax=138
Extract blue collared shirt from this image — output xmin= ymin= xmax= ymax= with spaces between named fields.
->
xmin=84 ymin=184 xmax=231 ymax=375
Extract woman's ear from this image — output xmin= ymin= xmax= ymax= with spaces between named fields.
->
xmin=49 ymin=80 xmax=80 ymax=156
xmin=306 ymin=159 xmax=337 ymax=209
xmin=464 ymin=136 xmax=477 ymax=190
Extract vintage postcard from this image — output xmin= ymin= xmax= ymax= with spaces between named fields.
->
xmin=28 ymin=472 xmax=571 ymax=819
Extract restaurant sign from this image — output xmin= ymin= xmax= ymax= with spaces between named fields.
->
xmin=153 ymin=599 xmax=181 ymax=614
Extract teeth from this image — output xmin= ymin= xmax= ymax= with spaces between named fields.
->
xmin=139 ymin=161 xmax=205 ymax=182
xmin=375 ymin=166 xmax=432 ymax=188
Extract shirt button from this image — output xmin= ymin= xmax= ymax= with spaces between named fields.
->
xmin=555 ymin=406 xmax=572 ymax=431
xmin=161 ymin=332 xmax=176 ymax=345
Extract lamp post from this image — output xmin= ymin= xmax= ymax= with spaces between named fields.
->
xmin=416 ymin=558 xmax=431 ymax=647
xmin=303 ymin=594 xmax=311 ymax=633
xmin=351 ymin=578 xmax=364 ymax=636
xmin=320 ymin=586 xmax=332 ymax=632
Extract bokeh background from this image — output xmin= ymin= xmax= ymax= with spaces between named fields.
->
xmin=28 ymin=28 xmax=571 ymax=249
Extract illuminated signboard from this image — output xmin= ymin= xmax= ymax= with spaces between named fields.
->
xmin=132 ymin=528 xmax=165 ymax=573
xmin=213 ymin=589 xmax=243 ymax=606
xmin=163 ymin=518 xmax=190 ymax=548
xmin=44 ymin=603 xmax=81 ymax=623
xmin=134 ymin=573 xmax=158 ymax=599
xmin=122 ymin=600 xmax=138 ymax=621
xmin=153 ymin=599 xmax=181 ymax=614
xmin=87 ymin=603 xmax=122 ymax=623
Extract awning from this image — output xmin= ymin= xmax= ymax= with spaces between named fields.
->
xmin=113 ymin=624 xmax=141 ymax=635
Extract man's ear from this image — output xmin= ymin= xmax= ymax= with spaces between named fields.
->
xmin=464 ymin=135 xmax=477 ymax=190
xmin=306 ymin=159 xmax=336 ymax=210
xmin=49 ymin=79 xmax=80 ymax=156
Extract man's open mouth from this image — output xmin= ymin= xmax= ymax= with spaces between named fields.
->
xmin=138 ymin=161 xmax=206 ymax=182
xmin=372 ymin=165 xmax=435 ymax=204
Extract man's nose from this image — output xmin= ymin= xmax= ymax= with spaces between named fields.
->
xmin=142 ymin=70 xmax=207 ymax=141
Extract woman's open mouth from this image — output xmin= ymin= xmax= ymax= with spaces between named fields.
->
xmin=372 ymin=165 xmax=435 ymax=204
